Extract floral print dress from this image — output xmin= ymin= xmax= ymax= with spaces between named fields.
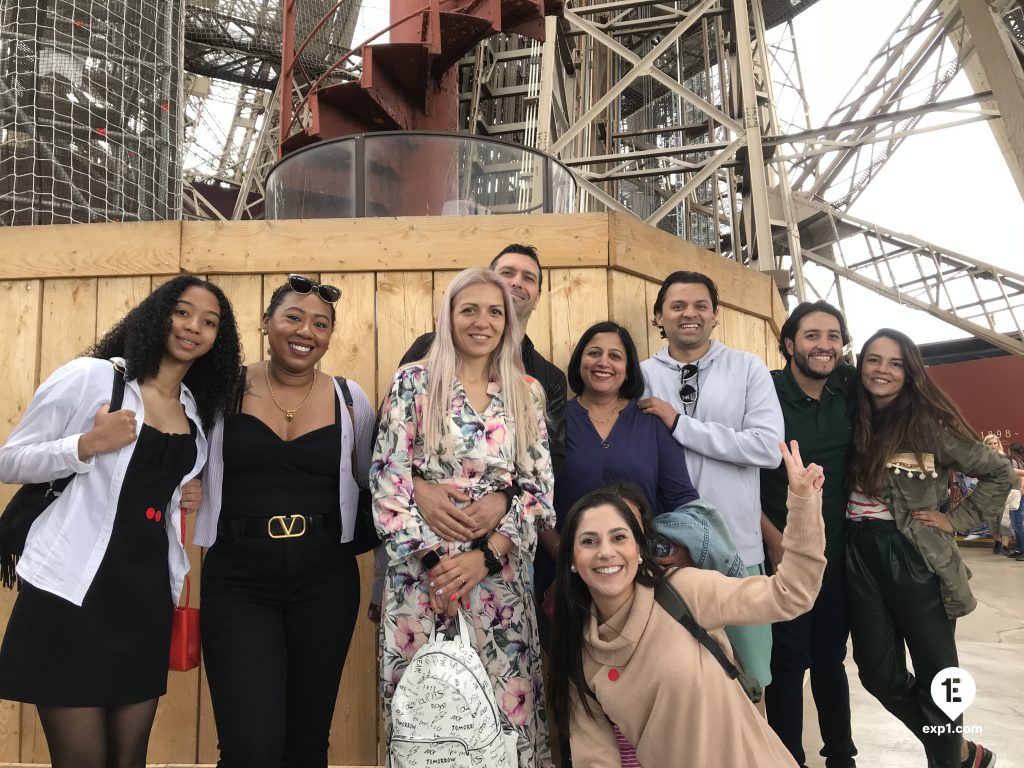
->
xmin=371 ymin=364 xmax=555 ymax=768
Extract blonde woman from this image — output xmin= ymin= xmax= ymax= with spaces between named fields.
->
xmin=983 ymin=433 xmax=1020 ymax=554
xmin=371 ymin=268 xmax=555 ymax=767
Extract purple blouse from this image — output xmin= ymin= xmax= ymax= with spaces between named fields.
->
xmin=554 ymin=398 xmax=699 ymax=523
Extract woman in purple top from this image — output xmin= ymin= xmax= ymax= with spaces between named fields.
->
xmin=557 ymin=322 xmax=698 ymax=519
xmin=536 ymin=322 xmax=698 ymax=618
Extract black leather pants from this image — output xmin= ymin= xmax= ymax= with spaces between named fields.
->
xmin=846 ymin=519 xmax=961 ymax=768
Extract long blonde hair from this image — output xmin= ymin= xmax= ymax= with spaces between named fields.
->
xmin=421 ymin=268 xmax=543 ymax=466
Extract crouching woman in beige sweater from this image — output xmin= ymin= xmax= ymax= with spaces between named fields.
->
xmin=550 ymin=441 xmax=825 ymax=768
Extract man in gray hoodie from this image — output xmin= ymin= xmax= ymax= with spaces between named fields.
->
xmin=639 ymin=270 xmax=784 ymax=689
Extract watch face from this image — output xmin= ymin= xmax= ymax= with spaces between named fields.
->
xmin=421 ymin=550 xmax=441 ymax=570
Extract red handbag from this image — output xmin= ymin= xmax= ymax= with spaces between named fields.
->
xmin=169 ymin=508 xmax=201 ymax=672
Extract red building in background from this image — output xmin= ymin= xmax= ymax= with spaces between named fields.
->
xmin=920 ymin=336 xmax=1024 ymax=445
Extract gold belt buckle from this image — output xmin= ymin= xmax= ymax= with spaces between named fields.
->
xmin=268 ymin=514 xmax=307 ymax=539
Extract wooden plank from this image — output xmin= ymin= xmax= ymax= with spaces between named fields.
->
xmin=17 ymin=710 xmax=46 ymax=766
xmin=0 ymin=221 xmax=180 ymax=280
xmin=431 ymin=271 xmax=459 ymax=324
xmin=0 ymin=280 xmax=42 ymax=763
xmin=95 ymin=277 xmax=154 ymax=340
xmin=608 ymin=270 xmax=652 ymax=360
xmin=609 ymin=213 xmax=778 ymax=324
xmin=151 ymin=663 xmax=201 ymax=763
xmin=319 ymin=269 xmax=380 ymax=765
xmin=181 ymin=215 xmax=609 ymax=274
xmin=527 ymin=269 xmax=554 ymax=365
xmin=23 ymin=279 xmax=97 ymax=763
xmin=212 ymin=274 xmax=264 ymax=367
xmin=38 ymin=278 xmax=98 ymax=381
xmin=644 ymin=280 xmax=667 ymax=360
xmin=548 ymin=269 xmax=609 ymax=375
xmin=740 ymin=311 xmax=769 ymax=363
xmin=375 ymin=272 xmax=433 ymax=399
xmin=769 ymin=284 xmax=788 ymax=337
xmin=765 ymin=320 xmax=786 ymax=371
xmin=323 ymin=272 xmax=379 ymax=403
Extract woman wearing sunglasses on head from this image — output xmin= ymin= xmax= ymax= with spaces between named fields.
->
xmin=0 ymin=276 xmax=242 ymax=768
xmin=195 ymin=274 xmax=375 ymax=768
xmin=845 ymin=329 xmax=1013 ymax=768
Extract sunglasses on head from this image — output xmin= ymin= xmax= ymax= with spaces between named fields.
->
xmin=678 ymin=363 xmax=699 ymax=406
xmin=287 ymin=274 xmax=341 ymax=304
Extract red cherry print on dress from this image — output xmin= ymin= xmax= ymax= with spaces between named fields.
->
xmin=607 ymin=668 xmax=620 ymax=682
xmin=155 ymin=509 xmax=162 ymax=522
xmin=146 ymin=507 xmax=155 ymax=520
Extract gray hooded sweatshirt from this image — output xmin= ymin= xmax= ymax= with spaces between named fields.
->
xmin=641 ymin=341 xmax=784 ymax=565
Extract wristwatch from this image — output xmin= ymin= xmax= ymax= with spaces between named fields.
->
xmin=420 ymin=548 xmax=443 ymax=571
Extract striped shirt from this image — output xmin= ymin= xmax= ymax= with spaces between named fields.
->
xmin=614 ymin=724 xmax=641 ymax=767
xmin=847 ymin=489 xmax=894 ymax=521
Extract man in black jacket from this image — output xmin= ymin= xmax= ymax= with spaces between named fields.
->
xmin=397 ymin=244 xmax=567 ymax=541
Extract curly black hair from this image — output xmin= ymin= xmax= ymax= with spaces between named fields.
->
xmin=89 ymin=275 xmax=242 ymax=428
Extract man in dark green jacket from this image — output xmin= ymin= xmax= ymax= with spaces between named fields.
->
xmin=761 ymin=301 xmax=857 ymax=768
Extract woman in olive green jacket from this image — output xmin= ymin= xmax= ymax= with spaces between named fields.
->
xmin=846 ymin=328 xmax=1013 ymax=768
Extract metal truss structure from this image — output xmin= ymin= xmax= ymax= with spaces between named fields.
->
xmin=451 ymin=0 xmax=1024 ymax=354
xmin=180 ymin=0 xmax=359 ymax=219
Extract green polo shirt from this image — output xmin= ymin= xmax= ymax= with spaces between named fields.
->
xmin=760 ymin=363 xmax=854 ymax=561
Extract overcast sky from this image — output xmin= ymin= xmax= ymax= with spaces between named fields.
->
xmin=791 ymin=0 xmax=1024 ymax=348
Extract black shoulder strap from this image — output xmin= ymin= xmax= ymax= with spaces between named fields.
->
xmin=337 ymin=375 xmax=353 ymax=410
xmin=335 ymin=377 xmax=357 ymax=481
xmin=655 ymin=578 xmax=764 ymax=703
xmin=655 ymin=580 xmax=740 ymax=681
xmin=109 ymin=362 xmax=127 ymax=413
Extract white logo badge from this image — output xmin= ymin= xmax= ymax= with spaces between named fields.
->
xmin=930 ymin=667 xmax=976 ymax=721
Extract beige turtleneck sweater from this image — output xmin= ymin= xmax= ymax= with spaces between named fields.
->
xmin=569 ymin=490 xmax=825 ymax=768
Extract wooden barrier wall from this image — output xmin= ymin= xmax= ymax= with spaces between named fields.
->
xmin=0 ymin=213 xmax=786 ymax=765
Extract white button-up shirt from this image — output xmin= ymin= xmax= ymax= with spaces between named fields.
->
xmin=0 ymin=356 xmax=206 ymax=606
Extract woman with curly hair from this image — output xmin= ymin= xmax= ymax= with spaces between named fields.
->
xmin=371 ymin=267 xmax=555 ymax=767
xmin=195 ymin=274 xmax=375 ymax=768
xmin=0 ymin=275 xmax=242 ymax=768
xmin=846 ymin=329 xmax=1013 ymax=768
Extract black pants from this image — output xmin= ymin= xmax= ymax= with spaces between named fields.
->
xmin=845 ymin=519 xmax=961 ymax=768
xmin=201 ymin=532 xmax=360 ymax=768
xmin=766 ymin=558 xmax=857 ymax=768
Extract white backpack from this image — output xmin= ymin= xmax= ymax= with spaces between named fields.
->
xmin=387 ymin=608 xmax=518 ymax=768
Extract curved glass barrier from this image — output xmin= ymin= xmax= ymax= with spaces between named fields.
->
xmin=266 ymin=132 xmax=576 ymax=219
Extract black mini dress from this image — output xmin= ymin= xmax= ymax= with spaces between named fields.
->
xmin=0 ymin=422 xmax=197 ymax=706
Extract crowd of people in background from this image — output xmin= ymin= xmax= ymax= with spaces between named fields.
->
xmin=0 ymin=244 xmax=1016 ymax=768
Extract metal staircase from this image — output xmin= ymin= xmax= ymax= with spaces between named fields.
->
xmin=278 ymin=0 xmax=558 ymax=156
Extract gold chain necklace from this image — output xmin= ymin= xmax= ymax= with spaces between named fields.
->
xmin=265 ymin=361 xmax=316 ymax=421
xmin=579 ymin=396 xmax=624 ymax=424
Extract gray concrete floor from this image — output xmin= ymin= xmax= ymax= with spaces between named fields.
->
xmin=801 ymin=545 xmax=1024 ymax=768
